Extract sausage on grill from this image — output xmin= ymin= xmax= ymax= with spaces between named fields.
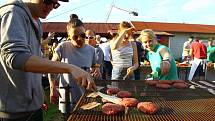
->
xmin=102 ymin=103 xmax=125 ymax=115
xmin=119 ymin=98 xmax=139 ymax=107
xmin=117 ymin=91 xmax=132 ymax=98
xmin=137 ymin=102 xmax=158 ymax=114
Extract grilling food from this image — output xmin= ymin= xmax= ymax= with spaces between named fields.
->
xmin=87 ymin=92 xmax=99 ymax=98
xmin=119 ymin=98 xmax=139 ymax=107
xmin=158 ymin=80 xmax=173 ymax=85
xmin=80 ymin=102 xmax=101 ymax=110
xmin=102 ymin=98 xmax=110 ymax=103
xmin=117 ymin=91 xmax=132 ymax=98
xmin=137 ymin=102 xmax=158 ymax=114
xmin=102 ymin=103 xmax=125 ymax=115
xmin=156 ymin=83 xmax=171 ymax=89
xmin=172 ymin=82 xmax=188 ymax=89
xmin=145 ymin=80 xmax=158 ymax=86
xmin=172 ymin=80 xmax=186 ymax=83
xmin=106 ymin=87 xmax=120 ymax=95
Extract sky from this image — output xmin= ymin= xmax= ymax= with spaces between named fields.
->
xmin=1 ymin=0 xmax=215 ymax=25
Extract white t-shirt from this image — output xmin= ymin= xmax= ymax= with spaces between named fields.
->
xmin=182 ymin=41 xmax=191 ymax=56
xmin=99 ymin=42 xmax=111 ymax=61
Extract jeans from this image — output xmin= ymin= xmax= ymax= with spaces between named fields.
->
xmin=111 ymin=66 xmax=134 ymax=87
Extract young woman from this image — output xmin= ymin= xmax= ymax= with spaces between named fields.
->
xmin=110 ymin=21 xmax=139 ymax=81
xmin=139 ymin=29 xmax=178 ymax=80
xmin=49 ymin=16 xmax=100 ymax=113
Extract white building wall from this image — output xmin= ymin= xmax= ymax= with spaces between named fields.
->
xmin=169 ymin=33 xmax=191 ymax=60
xmin=168 ymin=33 xmax=215 ymax=61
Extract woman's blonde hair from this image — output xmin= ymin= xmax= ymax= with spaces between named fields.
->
xmin=114 ymin=21 xmax=132 ymax=39
xmin=118 ymin=21 xmax=132 ymax=33
xmin=140 ymin=29 xmax=156 ymax=40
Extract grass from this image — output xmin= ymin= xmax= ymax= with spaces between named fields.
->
xmin=43 ymin=88 xmax=63 ymax=121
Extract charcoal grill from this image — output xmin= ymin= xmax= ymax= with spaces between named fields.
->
xmin=68 ymin=80 xmax=215 ymax=121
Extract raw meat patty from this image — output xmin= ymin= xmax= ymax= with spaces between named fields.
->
xmin=137 ymin=102 xmax=158 ymax=114
xmin=119 ymin=98 xmax=139 ymax=107
xmin=156 ymin=83 xmax=171 ymax=89
xmin=102 ymin=103 xmax=125 ymax=115
xmin=145 ymin=80 xmax=158 ymax=86
xmin=117 ymin=91 xmax=132 ymax=98
xmin=106 ymin=87 xmax=120 ymax=95
xmin=172 ymin=82 xmax=188 ymax=89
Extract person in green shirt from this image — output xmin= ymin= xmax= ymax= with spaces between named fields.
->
xmin=207 ymin=40 xmax=215 ymax=63
xmin=139 ymin=29 xmax=178 ymax=80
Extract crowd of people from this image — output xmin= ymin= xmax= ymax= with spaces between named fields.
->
xmin=181 ymin=37 xmax=215 ymax=81
xmin=0 ymin=0 xmax=215 ymax=121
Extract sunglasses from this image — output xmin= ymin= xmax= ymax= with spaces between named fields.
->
xmin=85 ymin=36 xmax=95 ymax=39
xmin=43 ymin=0 xmax=60 ymax=9
xmin=72 ymin=33 xmax=86 ymax=40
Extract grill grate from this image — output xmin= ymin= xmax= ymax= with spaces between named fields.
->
xmin=68 ymin=80 xmax=215 ymax=121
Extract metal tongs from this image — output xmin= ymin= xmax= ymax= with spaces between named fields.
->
xmin=123 ymin=73 xmax=130 ymax=80
xmin=189 ymin=80 xmax=215 ymax=95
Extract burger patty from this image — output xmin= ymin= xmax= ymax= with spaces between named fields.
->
xmin=137 ymin=102 xmax=158 ymax=114
xmin=102 ymin=103 xmax=125 ymax=115
xmin=119 ymin=98 xmax=139 ymax=107
xmin=106 ymin=87 xmax=120 ymax=95
xmin=117 ymin=91 xmax=132 ymax=98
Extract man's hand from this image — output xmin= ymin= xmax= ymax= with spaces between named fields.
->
xmin=90 ymin=67 xmax=101 ymax=79
xmin=71 ymin=66 xmax=97 ymax=91
xmin=160 ymin=60 xmax=171 ymax=75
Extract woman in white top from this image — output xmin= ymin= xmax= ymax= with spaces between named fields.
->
xmin=110 ymin=21 xmax=139 ymax=81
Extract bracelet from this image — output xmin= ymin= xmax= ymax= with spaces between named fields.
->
xmin=162 ymin=59 xmax=171 ymax=63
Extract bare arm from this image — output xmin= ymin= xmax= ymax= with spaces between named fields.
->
xmin=131 ymin=42 xmax=139 ymax=70
xmin=110 ymin=27 xmax=135 ymax=50
xmin=126 ymin=42 xmax=139 ymax=75
xmin=41 ymin=32 xmax=55 ymax=46
xmin=48 ymin=52 xmax=61 ymax=90
xmin=190 ymin=48 xmax=193 ymax=60
xmin=159 ymin=48 xmax=172 ymax=75
xmin=24 ymin=55 xmax=97 ymax=91
xmin=160 ymin=48 xmax=172 ymax=61
xmin=24 ymin=55 xmax=72 ymax=74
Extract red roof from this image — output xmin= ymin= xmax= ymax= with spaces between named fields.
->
xmin=42 ymin=21 xmax=215 ymax=34
xmin=131 ymin=21 xmax=215 ymax=34
xmin=42 ymin=22 xmax=118 ymax=34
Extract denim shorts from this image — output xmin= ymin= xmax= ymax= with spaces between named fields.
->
xmin=111 ymin=67 xmax=134 ymax=80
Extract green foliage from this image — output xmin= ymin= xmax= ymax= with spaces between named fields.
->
xmin=43 ymin=89 xmax=63 ymax=121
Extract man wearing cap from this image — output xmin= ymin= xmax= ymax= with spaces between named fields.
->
xmin=0 ymin=0 xmax=96 ymax=120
